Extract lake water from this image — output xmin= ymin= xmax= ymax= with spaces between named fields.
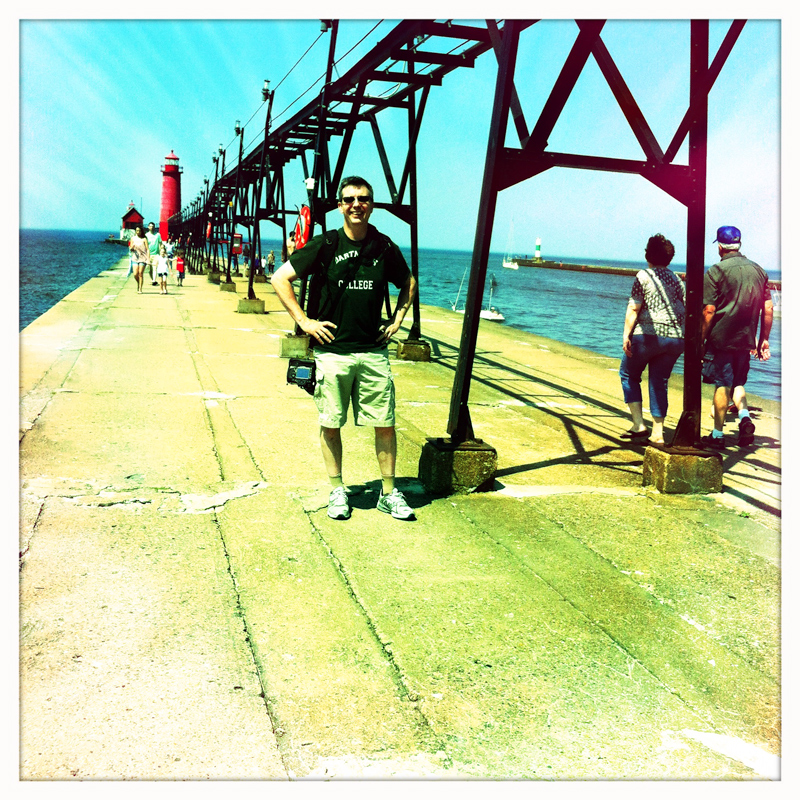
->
xmin=405 ymin=246 xmax=781 ymax=404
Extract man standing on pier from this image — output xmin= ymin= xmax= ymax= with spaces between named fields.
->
xmin=271 ymin=176 xmax=417 ymax=521
xmin=145 ymin=222 xmax=163 ymax=286
xmin=701 ymin=225 xmax=773 ymax=449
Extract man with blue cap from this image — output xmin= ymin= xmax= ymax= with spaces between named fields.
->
xmin=701 ymin=225 xmax=773 ymax=449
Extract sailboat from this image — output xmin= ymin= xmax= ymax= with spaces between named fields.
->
xmin=479 ymin=283 xmax=505 ymax=321
xmin=502 ymin=219 xmax=519 ymax=269
xmin=451 ymin=269 xmax=505 ymax=322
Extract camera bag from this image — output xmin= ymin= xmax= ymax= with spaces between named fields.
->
xmin=286 ymin=357 xmax=317 ymax=394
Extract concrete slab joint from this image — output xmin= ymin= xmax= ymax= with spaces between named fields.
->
xmin=418 ymin=437 xmax=498 ymax=495
xmin=642 ymin=446 xmax=724 ymax=494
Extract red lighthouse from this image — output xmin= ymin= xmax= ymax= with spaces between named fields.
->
xmin=159 ymin=150 xmax=182 ymax=240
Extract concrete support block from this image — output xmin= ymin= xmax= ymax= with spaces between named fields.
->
xmin=642 ymin=446 xmax=723 ymax=494
xmin=208 ymin=272 xmax=221 ymax=284
xmin=220 ymin=281 xmax=237 ymax=292
xmin=253 ymin=275 xmax=268 ymax=283
xmin=418 ymin=437 xmax=497 ymax=495
xmin=279 ymin=334 xmax=312 ymax=359
xmin=396 ymin=339 xmax=432 ymax=362
xmin=237 ymin=298 xmax=266 ymax=314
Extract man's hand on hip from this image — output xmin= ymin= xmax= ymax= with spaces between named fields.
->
xmin=300 ymin=317 xmax=336 ymax=344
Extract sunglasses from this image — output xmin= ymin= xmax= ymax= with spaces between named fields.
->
xmin=340 ymin=195 xmax=372 ymax=205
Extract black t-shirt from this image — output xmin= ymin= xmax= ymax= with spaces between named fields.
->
xmin=289 ymin=226 xmax=410 ymax=354
xmin=703 ymin=253 xmax=770 ymax=352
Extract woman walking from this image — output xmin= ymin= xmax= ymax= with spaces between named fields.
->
xmin=128 ymin=225 xmax=150 ymax=294
xmin=619 ymin=234 xmax=686 ymax=444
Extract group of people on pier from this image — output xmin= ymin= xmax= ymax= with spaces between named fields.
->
xmin=127 ymin=222 xmax=186 ymax=294
xmin=618 ymin=225 xmax=772 ymax=449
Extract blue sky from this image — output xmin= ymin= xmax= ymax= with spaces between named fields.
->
xmin=17 ymin=10 xmax=785 ymax=269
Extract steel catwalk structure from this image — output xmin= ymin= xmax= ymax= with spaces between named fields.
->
xmin=171 ymin=18 xmax=748 ymax=458
xmin=171 ymin=20 xmax=530 ymax=337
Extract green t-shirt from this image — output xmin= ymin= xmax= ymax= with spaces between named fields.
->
xmin=145 ymin=231 xmax=162 ymax=255
xmin=290 ymin=226 xmax=410 ymax=354
xmin=703 ymin=253 xmax=770 ymax=352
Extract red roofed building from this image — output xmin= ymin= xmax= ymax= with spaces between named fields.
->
xmin=120 ymin=202 xmax=144 ymax=240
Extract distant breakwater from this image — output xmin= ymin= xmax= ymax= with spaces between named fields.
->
xmin=509 ymin=259 xmax=781 ymax=291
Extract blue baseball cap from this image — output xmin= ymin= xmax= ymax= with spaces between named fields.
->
xmin=714 ymin=225 xmax=741 ymax=244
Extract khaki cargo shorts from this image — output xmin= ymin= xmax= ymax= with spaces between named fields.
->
xmin=313 ymin=349 xmax=395 ymax=428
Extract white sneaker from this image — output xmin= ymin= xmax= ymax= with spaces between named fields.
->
xmin=377 ymin=488 xmax=416 ymax=520
xmin=327 ymin=486 xmax=351 ymax=520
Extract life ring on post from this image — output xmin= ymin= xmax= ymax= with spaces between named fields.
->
xmin=293 ymin=205 xmax=312 ymax=250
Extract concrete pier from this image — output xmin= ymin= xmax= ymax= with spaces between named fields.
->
xmin=19 ymin=258 xmax=781 ymax=779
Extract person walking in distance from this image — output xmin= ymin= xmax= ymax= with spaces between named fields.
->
xmin=155 ymin=245 xmax=170 ymax=294
xmin=175 ymin=253 xmax=186 ymax=286
xmin=619 ymin=234 xmax=685 ymax=445
xmin=145 ymin=222 xmax=163 ymax=286
xmin=701 ymin=225 xmax=773 ymax=449
xmin=165 ymin=236 xmax=175 ymax=271
xmin=270 ymin=176 xmax=417 ymax=521
xmin=128 ymin=224 xmax=150 ymax=294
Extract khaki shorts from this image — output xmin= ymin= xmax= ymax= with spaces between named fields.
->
xmin=314 ymin=349 xmax=395 ymax=428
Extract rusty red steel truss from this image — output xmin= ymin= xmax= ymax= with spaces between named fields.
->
xmin=171 ymin=18 xmax=747 ymax=453
xmin=447 ymin=19 xmax=745 ymax=449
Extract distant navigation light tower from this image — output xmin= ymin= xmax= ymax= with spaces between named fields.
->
xmin=159 ymin=150 xmax=182 ymax=239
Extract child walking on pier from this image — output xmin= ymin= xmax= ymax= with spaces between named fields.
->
xmin=175 ymin=254 xmax=185 ymax=286
xmin=156 ymin=245 xmax=170 ymax=294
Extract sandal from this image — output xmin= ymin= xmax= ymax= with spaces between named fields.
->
xmin=620 ymin=429 xmax=650 ymax=440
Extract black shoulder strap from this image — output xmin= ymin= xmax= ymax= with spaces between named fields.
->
xmin=305 ymin=229 xmax=340 ymax=320
xmin=319 ymin=228 xmax=340 ymax=264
